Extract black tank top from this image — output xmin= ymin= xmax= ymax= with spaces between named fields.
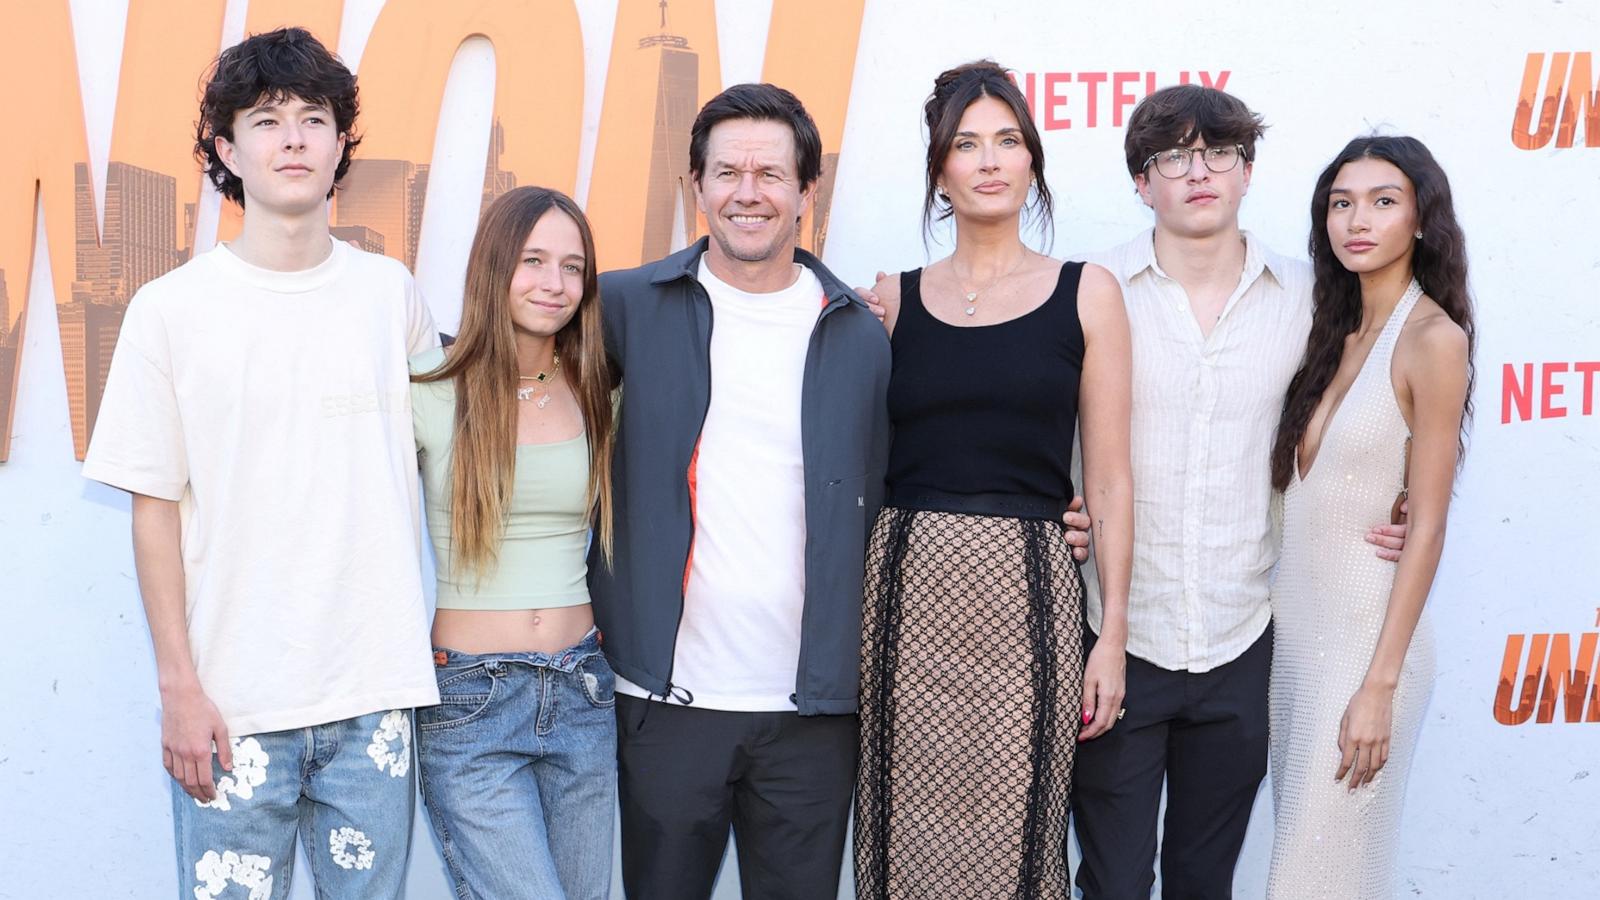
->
xmin=885 ymin=261 xmax=1086 ymax=507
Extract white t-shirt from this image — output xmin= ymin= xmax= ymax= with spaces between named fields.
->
xmin=82 ymin=238 xmax=442 ymax=737
xmin=616 ymin=260 xmax=822 ymax=711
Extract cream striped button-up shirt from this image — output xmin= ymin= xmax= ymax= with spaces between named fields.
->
xmin=1078 ymin=229 xmax=1313 ymax=673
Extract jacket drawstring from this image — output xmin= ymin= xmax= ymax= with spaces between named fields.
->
xmin=636 ymin=682 xmax=696 ymax=730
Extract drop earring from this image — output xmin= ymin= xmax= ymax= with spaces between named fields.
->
xmin=1414 ymin=230 xmax=1423 ymax=239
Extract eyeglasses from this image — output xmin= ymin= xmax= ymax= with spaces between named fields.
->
xmin=1142 ymin=144 xmax=1247 ymax=179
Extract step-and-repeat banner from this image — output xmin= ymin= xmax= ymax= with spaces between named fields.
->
xmin=1 ymin=0 xmax=1594 ymax=896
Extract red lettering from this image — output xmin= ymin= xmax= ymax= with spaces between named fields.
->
xmin=1044 ymin=72 xmax=1071 ymax=130
xmin=1200 ymin=70 xmax=1232 ymax=91
xmin=1013 ymin=70 xmax=1036 ymax=118
xmin=1179 ymin=70 xmax=1191 ymax=85
xmin=1145 ymin=71 xmax=1156 ymax=98
xmin=1502 ymin=362 xmax=1534 ymax=423
xmin=1112 ymin=72 xmax=1140 ymax=126
xmin=1542 ymin=362 xmax=1570 ymax=418
xmin=1575 ymin=361 xmax=1600 ymax=415
xmin=1079 ymin=71 xmax=1106 ymax=128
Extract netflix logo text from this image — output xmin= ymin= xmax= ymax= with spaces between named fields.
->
xmin=1012 ymin=69 xmax=1232 ymax=130
xmin=1500 ymin=361 xmax=1600 ymax=423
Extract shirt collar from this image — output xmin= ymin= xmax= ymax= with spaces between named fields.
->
xmin=646 ymin=236 xmax=865 ymax=309
xmin=1124 ymin=227 xmax=1292 ymax=289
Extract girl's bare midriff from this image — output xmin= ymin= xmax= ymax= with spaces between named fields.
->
xmin=432 ymin=604 xmax=596 ymax=655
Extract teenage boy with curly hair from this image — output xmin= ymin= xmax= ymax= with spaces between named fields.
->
xmin=83 ymin=27 xmax=439 ymax=898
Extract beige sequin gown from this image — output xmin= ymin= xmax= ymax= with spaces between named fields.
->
xmin=1267 ymin=282 xmax=1436 ymax=899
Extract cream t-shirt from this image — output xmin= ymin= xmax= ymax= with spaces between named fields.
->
xmin=82 ymin=238 xmax=442 ymax=737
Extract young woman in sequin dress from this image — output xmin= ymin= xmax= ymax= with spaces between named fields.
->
xmin=1266 ymin=136 xmax=1474 ymax=899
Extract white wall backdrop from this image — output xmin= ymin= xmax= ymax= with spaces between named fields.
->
xmin=1 ymin=0 xmax=1596 ymax=897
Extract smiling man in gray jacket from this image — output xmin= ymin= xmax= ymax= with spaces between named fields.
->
xmin=588 ymin=83 xmax=891 ymax=900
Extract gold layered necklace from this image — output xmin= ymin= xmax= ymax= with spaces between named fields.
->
xmin=516 ymin=353 xmax=561 ymax=409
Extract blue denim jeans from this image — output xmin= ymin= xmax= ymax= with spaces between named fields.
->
xmin=171 ymin=708 xmax=417 ymax=899
xmin=416 ymin=628 xmax=617 ymax=900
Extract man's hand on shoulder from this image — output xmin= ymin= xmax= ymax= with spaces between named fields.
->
xmin=854 ymin=271 xmax=899 ymax=335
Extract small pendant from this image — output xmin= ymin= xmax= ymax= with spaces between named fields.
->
xmin=536 ymin=393 xmax=552 ymax=409
xmin=964 ymin=306 xmax=976 ymax=316
xmin=516 ymin=386 xmax=534 ymax=401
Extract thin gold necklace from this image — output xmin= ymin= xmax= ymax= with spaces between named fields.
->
xmin=516 ymin=353 xmax=561 ymax=409
xmin=953 ymin=251 xmax=1029 ymax=316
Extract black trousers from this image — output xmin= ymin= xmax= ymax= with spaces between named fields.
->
xmin=614 ymin=694 xmax=858 ymax=900
xmin=1071 ymin=623 xmax=1272 ymax=900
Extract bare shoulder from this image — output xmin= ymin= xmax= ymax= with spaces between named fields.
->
xmin=1075 ymin=262 xmax=1126 ymax=317
xmin=1077 ymin=262 xmax=1121 ymax=298
xmin=1071 ymin=262 xmax=1129 ymax=349
xmin=1402 ymin=295 xmax=1469 ymax=366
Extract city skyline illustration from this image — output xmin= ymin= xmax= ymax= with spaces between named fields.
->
xmin=635 ymin=2 xmax=840 ymax=260
xmin=21 ymin=117 xmax=521 ymax=460
xmin=0 ymin=0 xmax=849 ymax=461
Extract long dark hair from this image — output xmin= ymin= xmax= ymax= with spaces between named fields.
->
xmin=1271 ymin=135 xmax=1476 ymax=491
xmin=413 ymin=187 xmax=616 ymax=571
xmin=922 ymin=60 xmax=1053 ymax=248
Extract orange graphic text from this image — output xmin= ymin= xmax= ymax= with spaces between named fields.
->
xmin=1494 ymin=633 xmax=1600 ymax=725
xmin=1512 ymin=52 xmax=1599 ymax=149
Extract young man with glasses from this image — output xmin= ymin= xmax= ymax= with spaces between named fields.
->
xmin=1070 ymin=85 xmax=1407 ymax=898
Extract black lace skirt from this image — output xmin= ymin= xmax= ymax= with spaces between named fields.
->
xmin=854 ymin=505 xmax=1085 ymax=900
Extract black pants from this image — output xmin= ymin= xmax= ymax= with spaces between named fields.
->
xmin=615 ymin=694 xmax=858 ymax=900
xmin=1071 ymin=624 xmax=1272 ymax=900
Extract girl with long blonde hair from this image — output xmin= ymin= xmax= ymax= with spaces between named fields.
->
xmin=410 ymin=186 xmax=617 ymax=899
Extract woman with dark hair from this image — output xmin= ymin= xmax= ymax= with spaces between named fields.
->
xmin=1267 ymin=136 xmax=1473 ymax=898
xmin=409 ymin=186 xmax=618 ymax=899
xmin=853 ymin=60 xmax=1133 ymax=898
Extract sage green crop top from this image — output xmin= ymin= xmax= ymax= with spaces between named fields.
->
xmin=410 ymin=348 xmax=591 ymax=610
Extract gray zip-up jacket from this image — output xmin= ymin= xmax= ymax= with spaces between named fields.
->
xmin=588 ymin=238 xmax=891 ymax=716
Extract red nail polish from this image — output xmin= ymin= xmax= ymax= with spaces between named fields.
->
xmin=1082 ymin=709 xmax=1093 ymax=724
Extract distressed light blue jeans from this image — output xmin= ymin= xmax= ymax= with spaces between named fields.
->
xmin=170 ymin=708 xmax=417 ymax=899
xmin=416 ymin=628 xmax=616 ymax=900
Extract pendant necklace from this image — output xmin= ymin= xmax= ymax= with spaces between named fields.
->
xmin=956 ymin=251 xmax=1029 ymax=317
xmin=516 ymin=353 xmax=562 ymax=409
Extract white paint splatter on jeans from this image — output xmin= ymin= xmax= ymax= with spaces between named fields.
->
xmin=194 ymin=737 xmax=270 ymax=812
xmin=365 ymin=710 xmax=411 ymax=778
xmin=192 ymin=849 xmax=273 ymax=899
xmin=328 ymin=826 xmax=376 ymax=870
